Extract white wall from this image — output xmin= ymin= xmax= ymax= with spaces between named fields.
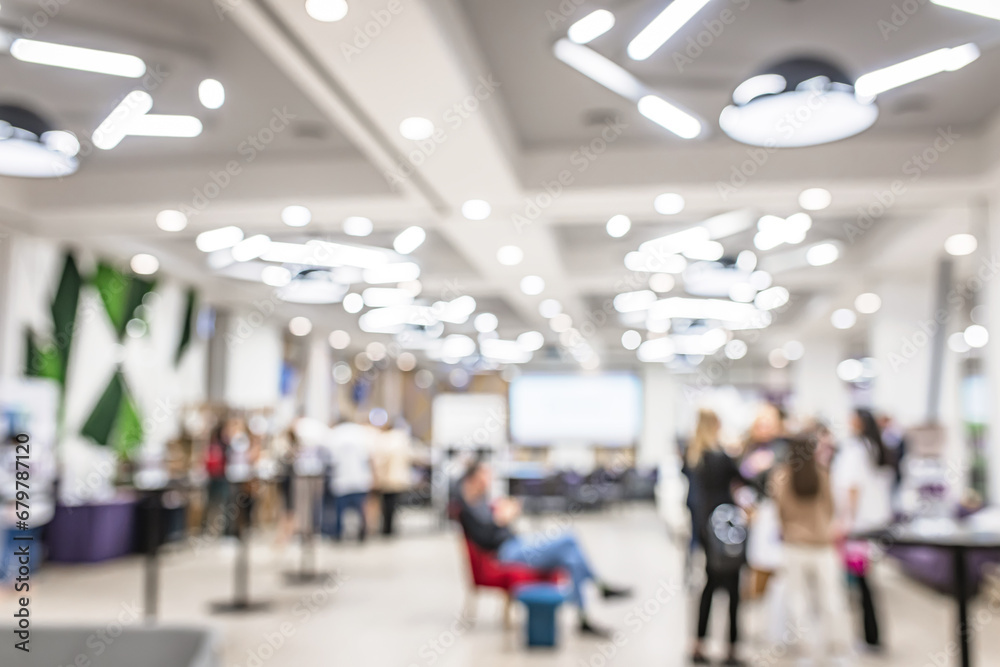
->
xmin=224 ymin=306 xmax=282 ymax=409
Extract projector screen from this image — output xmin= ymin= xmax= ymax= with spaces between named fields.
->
xmin=509 ymin=373 xmax=642 ymax=446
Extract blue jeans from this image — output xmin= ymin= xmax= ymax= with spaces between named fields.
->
xmin=498 ymin=532 xmax=594 ymax=608
xmin=334 ymin=492 xmax=368 ymax=541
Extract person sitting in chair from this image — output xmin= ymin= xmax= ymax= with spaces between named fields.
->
xmin=455 ymin=460 xmax=631 ymax=636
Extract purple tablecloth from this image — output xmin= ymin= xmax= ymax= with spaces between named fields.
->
xmin=47 ymin=495 xmax=138 ymax=563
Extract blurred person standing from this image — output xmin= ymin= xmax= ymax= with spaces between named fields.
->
xmin=688 ymin=408 xmax=751 ymax=667
xmin=832 ymin=408 xmax=894 ymax=651
xmin=371 ymin=421 xmax=413 ymax=537
xmin=325 ymin=415 xmax=375 ymax=543
xmin=203 ymin=420 xmax=231 ymax=535
xmin=772 ymin=438 xmax=852 ymax=665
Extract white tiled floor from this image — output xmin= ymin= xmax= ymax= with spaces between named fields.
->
xmin=19 ymin=505 xmax=1000 ymax=666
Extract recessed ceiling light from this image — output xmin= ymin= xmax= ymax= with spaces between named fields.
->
xmin=156 ymin=209 xmax=187 ymax=232
xmin=343 ymin=216 xmax=373 ymax=237
xmin=724 ymin=339 xmax=748 ymax=360
xmin=474 ymin=313 xmax=499 ymax=333
xmin=945 ymin=233 xmax=978 ymax=256
xmin=855 ymin=292 xmax=882 ymax=314
xmin=399 ymin=117 xmax=434 ymax=140
xmin=550 ymin=313 xmax=572 ymax=333
xmin=949 ymin=331 xmax=971 ymax=354
xmin=649 ymin=273 xmax=675 ymax=293
xmin=397 ymin=352 xmax=417 ymax=371
xmin=462 ymin=199 xmax=491 ymax=220
xmin=393 ymin=226 xmax=426 ymax=254
xmin=497 ymin=245 xmax=524 ymax=266
xmin=289 ymin=316 xmax=313 ymax=336
xmin=799 ymin=187 xmax=832 ymax=211
xmin=964 ymin=324 xmax=989 ymax=348
xmin=130 ymin=253 xmax=159 ymax=275
xmin=806 ymin=242 xmax=839 ymax=266
xmin=654 ymin=192 xmax=685 ymax=215
xmin=10 ymin=38 xmax=146 ymax=78
xmin=198 ymin=79 xmax=225 ymax=109
xmin=517 ymin=331 xmax=545 ymax=352
xmin=837 ymin=358 xmax=864 ymax=382
xmin=783 ymin=340 xmax=805 ymax=361
xmin=768 ymin=349 xmax=789 ymax=369
xmin=343 ymin=293 xmax=364 ymax=314
xmin=621 ymin=329 xmax=642 ymax=350
xmin=125 ymin=114 xmax=203 ymax=138
xmin=606 ymin=214 xmax=631 ymax=238
xmin=282 ymin=205 xmax=312 ymax=227
xmin=568 ymin=9 xmax=616 ymax=44
xmin=305 ymin=0 xmax=348 ymax=22
xmin=539 ymin=299 xmax=562 ymax=318
xmin=520 ymin=275 xmax=545 ymax=296
xmin=196 ymin=226 xmax=244 ymax=252
xmin=831 ymin=308 xmax=857 ymax=330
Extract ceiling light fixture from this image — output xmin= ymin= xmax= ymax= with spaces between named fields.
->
xmin=92 ymin=90 xmax=153 ymax=150
xmin=799 ymin=187 xmax=832 ymax=211
xmin=520 ymin=275 xmax=545 ymax=296
xmin=638 ymin=94 xmax=703 ymax=139
xmin=130 ymin=253 xmax=159 ymax=275
xmin=461 ymin=199 xmax=491 ymax=220
xmin=289 ymin=316 xmax=313 ymax=336
xmin=806 ymin=242 xmax=840 ymax=266
xmin=198 ymin=79 xmax=225 ymax=109
xmin=553 ymin=39 xmax=646 ymax=101
xmin=231 ymin=234 xmax=271 ymax=262
xmin=627 ymin=0 xmax=713 ymax=61
xmin=343 ymin=216 xmax=373 ymax=236
xmin=720 ymin=57 xmax=879 ymax=147
xmin=497 ymin=245 xmax=524 ymax=266
xmin=156 ymin=209 xmax=187 ymax=232
xmin=855 ymin=292 xmax=882 ymax=314
xmin=932 ymin=0 xmax=1000 ymax=20
xmin=261 ymin=266 xmax=292 ymax=287
xmin=831 ymin=308 xmax=857 ymax=330
xmin=305 ymin=0 xmax=349 ymax=22
xmin=125 ymin=114 xmax=203 ymax=138
xmin=399 ymin=117 xmax=435 ymax=140
xmin=10 ymin=38 xmax=146 ymax=78
xmin=474 ymin=313 xmax=499 ymax=333
xmin=539 ymin=299 xmax=562 ymax=318
xmin=568 ymin=9 xmax=616 ymax=44
xmin=855 ymin=43 xmax=980 ymax=98
xmin=196 ymin=226 xmax=244 ymax=253
xmin=606 ymin=214 xmax=632 ymax=238
xmin=282 ymin=205 xmax=312 ymax=227
xmin=394 ymin=226 xmax=426 ymax=254
xmin=0 ymin=104 xmax=79 ymax=177
xmin=945 ymin=233 xmax=978 ymax=256
xmin=654 ymin=192 xmax=686 ymax=215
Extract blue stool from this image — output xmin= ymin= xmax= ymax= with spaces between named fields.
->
xmin=515 ymin=583 xmax=566 ymax=648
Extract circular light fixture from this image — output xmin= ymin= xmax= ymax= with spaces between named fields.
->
xmin=520 ymin=275 xmax=545 ymax=295
xmin=948 ymin=331 xmax=971 ymax=354
xmin=156 ymin=209 xmax=187 ymax=232
xmin=517 ymin=331 xmax=545 ymax=352
xmin=366 ymin=341 xmax=387 ymax=361
xmin=305 ymin=0 xmax=348 ymax=22
xmin=343 ymin=216 xmax=373 ymax=237
xmin=964 ymin=324 xmax=989 ymax=348
xmin=198 ymin=79 xmax=225 ymax=109
xmin=768 ymin=349 xmax=789 ymax=369
xmin=539 ymin=298 xmax=562 ymax=318
xmin=130 ymin=253 xmax=159 ymax=275
xmin=782 ymin=340 xmax=805 ymax=361
xmin=289 ymin=316 xmax=313 ymax=336
xmin=945 ymin=233 xmax=978 ymax=257
xmin=831 ymin=308 xmax=857 ymax=330
xmin=196 ymin=226 xmax=244 ymax=252
xmin=332 ymin=362 xmax=353 ymax=384
xmin=343 ymin=293 xmax=364 ymax=313
xmin=837 ymin=358 xmax=864 ymax=382
xmin=621 ymin=329 xmax=642 ymax=350
xmin=282 ymin=205 xmax=312 ymax=227
xmin=462 ymin=199 xmax=491 ymax=220
xmin=399 ymin=117 xmax=434 ymax=140
xmin=649 ymin=273 xmax=675 ymax=293
xmin=328 ymin=330 xmax=351 ymax=349
xmin=855 ymin=292 xmax=881 ymax=314
xmin=724 ymin=339 xmax=748 ymax=360
xmin=231 ymin=234 xmax=271 ymax=262
xmin=0 ymin=104 xmax=80 ymax=177
xmin=799 ymin=187 xmax=832 ymax=211
xmin=550 ymin=313 xmax=572 ymax=333
xmin=393 ymin=226 xmax=426 ymax=254
xmin=397 ymin=352 xmax=417 ymax=372
xmin=497 ymin=245 xmax=524 ymax=266
xmin=719 ymin=58 xmax=879 ymax=148
xmin=474 ymin=312 xmax=499 ymax=333
xmin=653 ymin=193 xmax=685 ymax=215
xmin=278 ymin=269 xmax=348 ymax=304
xmin=606 ymin=214 xmax=631 ymax=238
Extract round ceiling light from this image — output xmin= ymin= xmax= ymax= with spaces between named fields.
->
xmin=719 ymin=58 xmax=879 ymax=148
xmin=305 ymin=0 xmax=348 ymax=22
xmin=278 ymin=269 xmax=348 ymax=304
xmin=0 ymin=104 xmax=79 ymax=178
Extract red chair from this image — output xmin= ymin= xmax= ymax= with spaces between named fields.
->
xmin=459 ymin=535 xmax=562 ymax=627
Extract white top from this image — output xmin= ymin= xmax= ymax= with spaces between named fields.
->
xmin=831 ymin=436 xmax=894 ymax=532
xmin=325 ymin=423 xmax=374 ymax=496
